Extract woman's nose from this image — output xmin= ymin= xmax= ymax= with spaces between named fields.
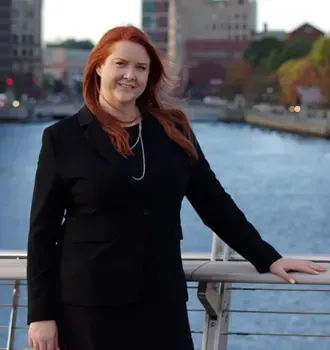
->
xmin=123 ymin=69 xmax=136 ymax=80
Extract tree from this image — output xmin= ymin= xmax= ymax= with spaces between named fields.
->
xmin=268 ymin=38 xmax=313 ymax=73
xmin=225 ymin=59 xmax=254 ymax=87
xmin=319 ymin=60 xmax=330 ymax=106
xmin=244 ymin=37 xmax=283 ymax=68
xmin=277 ymin=59 xmax=308 ymax=105
xmin=308 ymin=35 xmax=330 ymax=70
xmin=278 ymin=61 xmax=319 ymax=105
xmin=47 ymin=39 xmax=95 ymax=50
xmin=218 ymin=59 xmax=254 ymax=100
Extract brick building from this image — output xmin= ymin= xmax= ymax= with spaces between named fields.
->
xmin=287 ymin=23 xmax=324 ymax=42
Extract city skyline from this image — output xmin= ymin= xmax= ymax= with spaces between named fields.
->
xmin=43 ymin=0 xmax=329 ymax=43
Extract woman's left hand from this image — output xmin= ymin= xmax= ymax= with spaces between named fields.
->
xmin=270 ymin=258 xmax=327 ymax=284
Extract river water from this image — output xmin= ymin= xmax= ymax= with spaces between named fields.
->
xmin=0 ymin=119 xmax=330 ymax=349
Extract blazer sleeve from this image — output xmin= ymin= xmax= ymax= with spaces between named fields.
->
xmin=27 ymin=127 xmax=66 ymax=324
xmin=185 ymin=133 xmax=282 ymax=273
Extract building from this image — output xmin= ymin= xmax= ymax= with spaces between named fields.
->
xmin=43 ymin=47 xmax=90 ymax=94
xmin=168 ymin=0 xmax=257 ymax=97
xmin=255 ymin=23 xmax=287 ymax=41
xmin=287 ymin=23 xmax=324 ymax=42
xmin=142 ymin=0 xmax=170 ymax=53
xmin=11 ymin=0 xmax=43 ymax=88
xmin=181 ymin=0 xmax=257 ymax=41
xmin=0 ymin=0 xmax=12 ymax=83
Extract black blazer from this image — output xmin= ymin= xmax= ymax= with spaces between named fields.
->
xmin=27 ymin=106 xmax=282 ymax=324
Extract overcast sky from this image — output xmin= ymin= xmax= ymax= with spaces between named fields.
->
xmin=43 ymin=0 xmax=328 ymax=43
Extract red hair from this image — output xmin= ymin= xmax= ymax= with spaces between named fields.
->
xmin=83 ymin=25 xmax=197 ymax=160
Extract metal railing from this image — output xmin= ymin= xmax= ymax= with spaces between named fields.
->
xmin=0 ymin=237 xmax=330 ymax=349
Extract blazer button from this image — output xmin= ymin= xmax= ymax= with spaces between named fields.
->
xmin=143 ymin=209 xmax=150 ymax=215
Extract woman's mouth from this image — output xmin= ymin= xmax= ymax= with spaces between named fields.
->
xmin=118 ymin=83 xmax=135 ymax=90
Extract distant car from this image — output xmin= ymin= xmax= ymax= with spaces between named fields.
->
xmin=203 ymin=96 xmax=228 ymax=106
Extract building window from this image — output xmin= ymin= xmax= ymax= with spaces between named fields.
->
xmin=12 ymin=62 xmax=19 ymax=72
xmin=238 ymin=0 xmax=245 ymax=4
xmin=12 ymin=34 xmax=18 ymax=43
xmin=212 ymin=23 xmax=216 ymax=30
xmin=12 ymin=8 xmax=20 ymax=17
xmin=22 ymin=22 xmax=30 ymax=31
xmin=142 ymin=1 xmax=156 ymax=14
xmin=23 ymin=62 xmax=29 ymax=72
xmin=24 ymin=8 xmax=34 ymax=17
xmin=158 ymin=16 xmax=168 ymax=28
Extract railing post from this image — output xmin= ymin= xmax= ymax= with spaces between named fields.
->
xmin=199 ymin=234 xmax=233 ymax=350
xmin=6 ymin=280 xmax=20 ymax=350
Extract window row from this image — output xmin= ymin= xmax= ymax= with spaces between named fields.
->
xmin=12 ymin=34 xmax=35 ymax=44
xmin=12 ymin=7 xmax=34 ymax=18
xmin=12 ymin=47 xmax=40 ymax=57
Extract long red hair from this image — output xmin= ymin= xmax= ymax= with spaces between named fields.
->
xmin=83 ymin=25 xmax=197 ymax=160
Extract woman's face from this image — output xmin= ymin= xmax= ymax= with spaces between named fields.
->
xmin=97 ymin=40 xmax=150 ymax=106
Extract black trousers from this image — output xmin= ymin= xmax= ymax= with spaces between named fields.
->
xmin=57 ymin=296 xmax=194 ymax=350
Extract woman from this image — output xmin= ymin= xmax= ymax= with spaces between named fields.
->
xmin=27 ymin=25 xmax=326 ymax=350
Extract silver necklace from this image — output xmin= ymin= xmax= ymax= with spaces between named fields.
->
xmin=129 ymin=118 xmax=146 ymax=181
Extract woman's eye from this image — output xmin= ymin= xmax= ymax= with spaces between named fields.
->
xmin=137 ymin=66 xmax=146 ymax=71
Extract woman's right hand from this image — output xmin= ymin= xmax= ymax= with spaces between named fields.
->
xmin=28 ymin=320 xmax=58 ymax=350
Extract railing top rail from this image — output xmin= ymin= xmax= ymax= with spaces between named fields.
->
xmin=1 ymin=250 xmax=330 ymax=262
xmin=0 ymin=252 xmax=329 ymax=284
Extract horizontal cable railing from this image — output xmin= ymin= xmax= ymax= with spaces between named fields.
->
xmin=0 ymin=251 xmax=330 ymax=349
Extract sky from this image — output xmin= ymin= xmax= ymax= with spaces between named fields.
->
xmin=43 ymin=0 xmax=329 ymax=43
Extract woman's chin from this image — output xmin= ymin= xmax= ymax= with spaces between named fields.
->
xmin=114 ymin=92 xmax=137 ymax=105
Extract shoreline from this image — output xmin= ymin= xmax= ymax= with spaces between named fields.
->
xmin=244 ymin=112 xmax=330 ymax=139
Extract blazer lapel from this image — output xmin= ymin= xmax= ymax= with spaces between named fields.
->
xmin=77 ymin=105 xmax=131 ymax=179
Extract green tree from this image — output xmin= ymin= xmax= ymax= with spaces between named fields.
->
xmin=269 ymin=38 xmax=313 ymax=72
xmin=47 ymin=39 xmax=95 ymax=50
xmin=308 ymin=35 xmax=330 ymax=70
xmin=244 ymin=37 xmax=283 ymax=68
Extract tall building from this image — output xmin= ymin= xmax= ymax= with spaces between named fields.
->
xmin=0 ymin=0 xmax=12 ymax=82
xmin=142 ymin=0 xmax=170 ymax=52
xmin=169 ymin=0 xmax=258 ymax=97
xmin=11 ymin=0 xmax=43 ymax=86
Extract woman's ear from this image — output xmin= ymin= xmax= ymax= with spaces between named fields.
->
xmin=96 ymin=66 xmax=102 ymax=76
